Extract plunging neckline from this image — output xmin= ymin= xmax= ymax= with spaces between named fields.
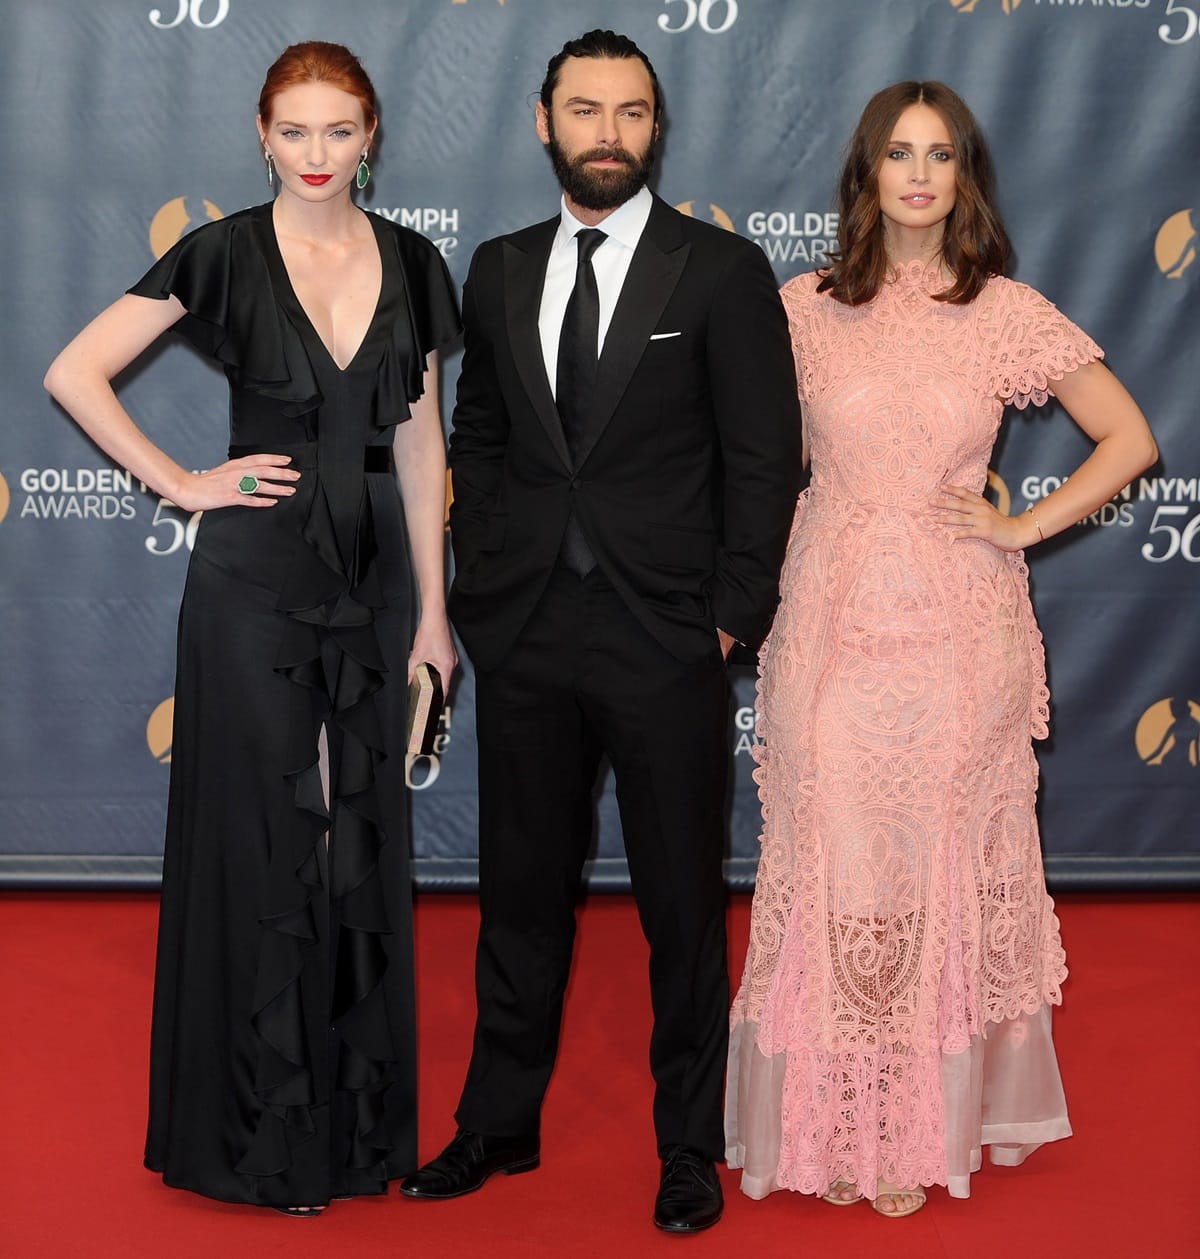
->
xmin=267 ymin=204 xmax=385 ymax=373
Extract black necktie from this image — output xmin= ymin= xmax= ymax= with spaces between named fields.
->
xmin=555 ymin=228 xmax=606 ymax=575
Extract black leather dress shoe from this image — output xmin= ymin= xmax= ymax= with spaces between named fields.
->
xmin=399 ymin=1129 xmax=540 ymax=1200
xmin=653 ymin=1146 xmax=724 ymax=1233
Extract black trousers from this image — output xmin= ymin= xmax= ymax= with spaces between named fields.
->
xmin=455 ymin=568 xmax=731 ymax=1160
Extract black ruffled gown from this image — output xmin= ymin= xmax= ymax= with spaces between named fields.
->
xmin=129 ymin=202 xmax=460 ymax=1206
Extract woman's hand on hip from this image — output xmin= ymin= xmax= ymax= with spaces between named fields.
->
xmin=933 ymin=483 xmax=1038 ymax=552
xmin=173 ymin=454 xmax=300 ymax=513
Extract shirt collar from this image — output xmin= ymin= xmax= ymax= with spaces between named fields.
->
xmin=555 ymin=185 xmax=654 ymax=254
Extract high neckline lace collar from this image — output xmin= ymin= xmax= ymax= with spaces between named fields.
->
xmin=885 ymin=258 xmax=952 ymax=293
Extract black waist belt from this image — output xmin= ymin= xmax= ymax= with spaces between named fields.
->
xmin=228 ymin=444 xmax=393 ymax=474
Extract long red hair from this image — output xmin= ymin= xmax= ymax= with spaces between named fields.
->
xmin=258 ymin=41 xmax=378 ymax=135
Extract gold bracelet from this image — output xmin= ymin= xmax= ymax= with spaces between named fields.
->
xmin=1025 ymin=505 xmax=1044 ymax=542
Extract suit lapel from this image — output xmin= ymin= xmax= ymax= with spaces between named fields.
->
xmin=575 ymin=197 xmax=689 ymax=469
xmin=502 ymin=224 xmax=572 ymax=472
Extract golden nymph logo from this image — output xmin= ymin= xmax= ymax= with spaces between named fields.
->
xmin=149 ymin=198 xmax=223 ymax=260
xmin=985 ymin=470 xmax=1011 ymax=517
xmin=0 ymin=471 xmax=10 ymax=524
xmin=1155 ymin=210 xmax=1195 ymax=280
xmin=674 ymin=201 xmax=736 ymax=233
xmin=1135 ymin=698 xmax=1200 ymax=767
xmin=949 ymin=0 xmax=1022 ymax=12
xmin=147 ymin=697 xmax=175 ymax=764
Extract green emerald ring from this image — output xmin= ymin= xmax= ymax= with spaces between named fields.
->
xmin=237 ymin=475 xmax=260 ymax=495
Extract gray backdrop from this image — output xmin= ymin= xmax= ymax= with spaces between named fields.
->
xmin=2 ymin=0 xmax=1197 ymax=890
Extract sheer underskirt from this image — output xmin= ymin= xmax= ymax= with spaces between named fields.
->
xmin=725 ymin=1003 xmax=1070 ymax=1200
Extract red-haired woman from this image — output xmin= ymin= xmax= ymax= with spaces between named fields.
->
xmin=45 ymin=42 xmax=460 ymax=1213
xmin=726 ymin=83 xmax=1155 ymax=1218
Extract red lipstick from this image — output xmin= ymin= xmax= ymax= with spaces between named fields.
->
xmin=301 ymin=174 xmax=332 ymax=186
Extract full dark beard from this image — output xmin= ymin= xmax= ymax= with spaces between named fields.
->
xmin=546 ymin=124 xmax=655 ymax=212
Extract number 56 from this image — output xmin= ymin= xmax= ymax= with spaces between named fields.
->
xmin=1141 ymin=506 xmax=1200 ymax=562
xmin=1159 ymin=0 xmax=1198 ymax=45
xmin=658 ymin=0 xmax=739 ymax=35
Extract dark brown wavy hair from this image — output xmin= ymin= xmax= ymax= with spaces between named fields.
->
xmin=818 ymin=81 xmax=1011 ymax=306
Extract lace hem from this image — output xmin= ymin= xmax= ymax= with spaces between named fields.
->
xmin=726 ymin=1003 xmax=1071 ymax=1201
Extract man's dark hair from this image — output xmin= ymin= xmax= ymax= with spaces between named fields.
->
xmin=539 ymin=29 xmax=663 ymax=123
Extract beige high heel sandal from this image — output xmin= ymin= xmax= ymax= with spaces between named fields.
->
xmin=870 ymin=1181 xmax=926 ymax=1218
xmin=820 ymin=1179 xmax=864 ymax=1206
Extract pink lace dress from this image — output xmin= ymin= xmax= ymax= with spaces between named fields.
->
xmin=726 ymin=263 xmax=1101 ymax=1200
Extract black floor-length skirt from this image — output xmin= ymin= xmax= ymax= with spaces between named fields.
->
xmin=144 ymin=548 xmax=417 ymax=1207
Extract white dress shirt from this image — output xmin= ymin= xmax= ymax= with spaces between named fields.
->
xmin=537 ymin=185 xmax=654 ymax=398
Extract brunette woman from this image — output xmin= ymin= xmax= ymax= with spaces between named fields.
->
xmin=45 ymin=42 xmax=460 ymax=1212
xmin=725 ymin=82 xmax=1155 ymax=1217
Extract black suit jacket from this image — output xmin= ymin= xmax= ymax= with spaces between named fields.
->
xmin=447 ymin=194 xmax=802 ymax=672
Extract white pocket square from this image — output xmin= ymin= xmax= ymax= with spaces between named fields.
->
xmin=649 ymin=331 xmax=682 ymax=340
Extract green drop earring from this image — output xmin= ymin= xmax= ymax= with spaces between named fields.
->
xmin=356 ymin=150 xmax=370 ymax=190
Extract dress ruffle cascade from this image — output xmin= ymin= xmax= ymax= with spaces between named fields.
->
xmin=130 ymin=206 xmax=460 ymax=1190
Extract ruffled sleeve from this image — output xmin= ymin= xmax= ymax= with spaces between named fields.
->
xmin=390 ymin=228 xmax=461 ymax=366
xmin=985 ymin=279 xmax=1103 ymax=410
xmin=366 ymin=223 xmax=462 ymax=430
xmin=355 ymin=226 xmax=458 ymax=438
xmin=127 ymin=205 xmax=320 ymax=413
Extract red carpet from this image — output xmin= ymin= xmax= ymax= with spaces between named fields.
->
xmin=1 ymin=891 xmax=1196 ymax=1257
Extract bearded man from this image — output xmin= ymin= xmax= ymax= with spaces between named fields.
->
xmin=401 ymin=29 xmax=801 ymax=1233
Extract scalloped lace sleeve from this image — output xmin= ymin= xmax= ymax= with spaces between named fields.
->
xmin=779 ymin=271 xmax=823 ymax=402
xmin=985 ymin=279 xmax=1103 ymax=410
